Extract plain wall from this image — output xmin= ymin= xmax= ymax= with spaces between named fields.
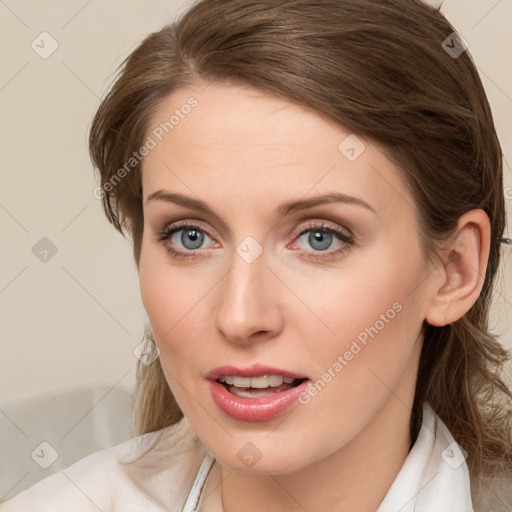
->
xmin=1 ymin=0 xmax=511 ymax=404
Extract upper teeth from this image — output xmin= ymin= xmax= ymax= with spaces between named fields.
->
xmin=218 ymin=375 xmax=296 ymax=388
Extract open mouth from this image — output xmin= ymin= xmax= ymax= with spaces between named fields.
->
xmin=217 ymin=375 xmax=306 ymax=398
xmin=209 ymin=370 xmax=311 ymax=421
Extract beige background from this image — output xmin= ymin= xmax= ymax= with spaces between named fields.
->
xmin=1 ymin=0 xmax=511 ymax=404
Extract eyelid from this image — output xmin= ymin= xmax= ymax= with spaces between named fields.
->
xmin=157 ymin=218 xmax=352 ymax=243
xmin=289 ymin=219 xmax=354 ymax=241
xmin=156 ymin=219 xmax=219 ymax=241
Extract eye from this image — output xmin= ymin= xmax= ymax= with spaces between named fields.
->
xmin=155 ymin=220 xmax=355 ymax=262
xmin=155 ymin=221 xmax=216 ymax=260
xmin=290 ymin=221 xmax=355 ymax=261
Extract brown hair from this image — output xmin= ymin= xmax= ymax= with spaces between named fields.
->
xmin=89 ymin=0 xmax=511 ymax=489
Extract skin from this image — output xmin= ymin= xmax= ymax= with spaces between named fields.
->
xmin=138 ymin=82 xmax=490 ymax=512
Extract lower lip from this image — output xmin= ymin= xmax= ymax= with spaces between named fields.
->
xmin=208 ymin=379 xmax=309 ymax=422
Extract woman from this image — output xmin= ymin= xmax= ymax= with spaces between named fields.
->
xmin=2 ymin=0 xmax=511 ymax=510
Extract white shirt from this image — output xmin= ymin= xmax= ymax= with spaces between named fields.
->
xmin=0 ymin=402 xmax=476 ymax=511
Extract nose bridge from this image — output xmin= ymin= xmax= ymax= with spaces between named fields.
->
xmin=214 ymin=246 xmax=281 ymax=344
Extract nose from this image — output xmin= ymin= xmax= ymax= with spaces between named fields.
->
xmin=214 ymin=249 xmax=284 ymax=346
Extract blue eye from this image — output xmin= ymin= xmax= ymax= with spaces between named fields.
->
xmin=292 ymin=223 xmax=354 ymax=261
xmin=173 ymin=227 xmax=209 ymax=250
xmin=156 ymin=221 xmax=355 ymax=261
xmin=157 ymin=224 xmax=214 ymax=259
xmin=299 ymin=230 xmax=335 ymax=251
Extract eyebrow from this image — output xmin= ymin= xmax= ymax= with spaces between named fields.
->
xmin=145 ymin=190 xmax=377 ymax=217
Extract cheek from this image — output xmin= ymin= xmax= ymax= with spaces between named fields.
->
xmin=138 ymin=227 xmax=426 ymax=381
xmin=139 ymin=241 xmax=182 ymax=346
xmin=138 ymin=244 xmax=214 ymax=372
xmin=298 ymin=247 xmax=426 ymax=385
xmin=297 ymin=245 xmax=424 ymax=337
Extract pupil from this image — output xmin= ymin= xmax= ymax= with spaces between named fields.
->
xmin=309 ymin=231 xmax=331 ymax=251
xmin=181 ymin=229 xmax=204 ymax=249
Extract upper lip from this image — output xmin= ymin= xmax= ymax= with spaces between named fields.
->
xmin=206 ymin=364 xmax=309 ymax=381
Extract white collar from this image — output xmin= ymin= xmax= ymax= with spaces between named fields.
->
xmin=377 ymin=402 xmax=473 ymax=511
xmin=182 ymin=452 xmax=216 ymax=512
xmin=182 ymin=402 xmax=473 ymax=512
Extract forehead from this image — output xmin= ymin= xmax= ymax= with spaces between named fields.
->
xmin=141 ymin=82 xmax=414 ymax=223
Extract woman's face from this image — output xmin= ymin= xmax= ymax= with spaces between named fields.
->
xmin=138 ymin=82 xmax=438 ymax=474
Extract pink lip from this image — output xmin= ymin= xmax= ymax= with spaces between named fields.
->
xmin=208 ymin=380 xmax=309 ymax=422
xmin=206 ymin=364 xmax=310 ymax=422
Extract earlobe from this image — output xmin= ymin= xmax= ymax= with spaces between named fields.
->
xmin=424 ymin=209 xmax=491 ymax=327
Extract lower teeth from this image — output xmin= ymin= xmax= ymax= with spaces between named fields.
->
xmin=224 ymin=381 xmax=300 ymax=398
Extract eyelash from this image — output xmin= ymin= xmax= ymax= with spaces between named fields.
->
xmin=154 ymin=220 xmax=355 ymax=262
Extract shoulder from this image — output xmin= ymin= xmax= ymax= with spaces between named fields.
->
xmin=0 ymin=416 xmax=205 ymax=512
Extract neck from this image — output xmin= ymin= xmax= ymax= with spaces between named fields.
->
xmin=219 ymin=396 xmax=413 ymax=512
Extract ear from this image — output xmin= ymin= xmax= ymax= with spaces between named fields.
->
xmin=425 ymin=209 xmax=491 ymax=327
